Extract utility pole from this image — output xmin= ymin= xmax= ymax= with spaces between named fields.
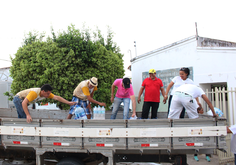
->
xmin=128 ymin=49 xmax=132 ymax=60
xmin=134 ymin=41 xmax=137 ymax=57
xmin=195 ymin=22 xmax=198 ymax=40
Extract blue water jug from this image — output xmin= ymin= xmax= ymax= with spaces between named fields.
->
xmin=74 ymin=106 xmax=87 ymax=120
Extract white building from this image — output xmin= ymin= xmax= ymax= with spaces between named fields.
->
xmin=131 ymin=35 xmax=236 ymax=124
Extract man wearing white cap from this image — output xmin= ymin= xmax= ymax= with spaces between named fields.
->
xmin=67 ymin=77 xmax=106 ymax=119
xmin=137 ymin=69 xmax=166 ymax=119
xmin=168 ymin=84 xmax=217 ymax=119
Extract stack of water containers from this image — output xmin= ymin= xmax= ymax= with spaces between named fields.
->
xmin=93 ymin=106 xmax=105 ymax=119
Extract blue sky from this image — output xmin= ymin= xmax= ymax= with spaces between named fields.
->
xmin=1 ymin=0 xmax=236 ymax=77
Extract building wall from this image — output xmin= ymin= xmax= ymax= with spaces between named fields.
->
xmin=131 ymin=37 xmax=236 ymax=122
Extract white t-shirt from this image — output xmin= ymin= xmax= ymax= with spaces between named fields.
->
xmin=175 ymin=84 xmax=205 ymax=99
xmin=171 ymin=76 xmax=194 ymax=95
xmin=229 ymin=125 xmax=236 ymax=154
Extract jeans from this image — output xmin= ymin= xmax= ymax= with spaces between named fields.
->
xmin=13 ymin=96 xmax=26 ymax=118
xmin=110 ymin=97 xmax=130 ymax=119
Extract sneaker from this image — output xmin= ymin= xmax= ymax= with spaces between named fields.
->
xmin=206 ymin=156 xmax=211 ymax=162
xmin=194 ymin=156 xmax=199 ymax=161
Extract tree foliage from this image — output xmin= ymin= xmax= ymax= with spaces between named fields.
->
xmin=8 ymin=25 xmax=124 ymax=110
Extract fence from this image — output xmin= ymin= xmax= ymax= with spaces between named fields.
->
xmin=202 ymin=87 xmax=236 ymax=164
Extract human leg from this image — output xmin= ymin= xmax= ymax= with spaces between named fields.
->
xmin=182 ymin=97 xmax=198 ymax=119
xmin=234 ymin=154 xmax=236 ymax=165
xmin=68 ymin=96 xmax=79 ymax=119
xmin=13 ymin=96 xmax=26 ymax=118
xmin=168 ymin=95 xmax=184 ymax=119
xmin=78 ymin=100 xmax=90 ymax=119
xmin=180 ymin=107 xmax=186 ymax=118
xmin=194 ymin=154 xmax=199 ymax=161
xmin=110 ymin=97 xmax=122 ymax=119
xmin=151 ymin=102 xmax=159 ymax=119
xmin=123 ymin=98 xmax=130 ymax=119
xmin=205 ymin=154 xmax=211 ymax=162
xmin=141 ymin=102 xmax=151 ymax=119
xmin=167 ymin=95 xmax=173 ymax=117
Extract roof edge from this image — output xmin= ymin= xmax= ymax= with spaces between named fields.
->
xmin=131 ymin=35 xmax=196 ymax=62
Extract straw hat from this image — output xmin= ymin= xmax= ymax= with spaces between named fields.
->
xmin=89 ymin=77 xmax=98 ymax=87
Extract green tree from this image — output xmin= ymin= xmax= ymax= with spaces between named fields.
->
xmin=8 ymin=25 xmax=124 ymax=110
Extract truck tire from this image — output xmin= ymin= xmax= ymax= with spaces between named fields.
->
xmin=174 ymin=156 xmax=182 ymax=165
xmin=56 ymin=158 xmax=84 ymax=165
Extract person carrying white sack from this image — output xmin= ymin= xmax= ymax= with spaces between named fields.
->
xmin=168 ymin=84 xmax=217 ymax=119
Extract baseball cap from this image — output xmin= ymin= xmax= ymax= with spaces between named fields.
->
xmin=149 ymin=69 xmax=156 ymax=74
xmin=123 ymin=78 xmax=131 ymax=89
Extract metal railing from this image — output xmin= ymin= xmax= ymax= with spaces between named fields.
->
xmin=202 ymin=87 xmax=236 ymax=164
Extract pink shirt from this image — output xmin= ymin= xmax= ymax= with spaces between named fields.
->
xmin=114 ymin=79 xmax=134 ymax=98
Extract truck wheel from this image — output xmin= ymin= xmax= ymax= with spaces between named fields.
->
xmin=174 ymin=156 xmax=182 ymax=165
xmin=56 ymin=157 xmax=84 ymax=165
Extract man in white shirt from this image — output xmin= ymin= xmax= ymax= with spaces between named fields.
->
xmin=168 ymin=84 xmax=217 ymax=119
xmin=227 ymin=126 xmax=236 ymax=165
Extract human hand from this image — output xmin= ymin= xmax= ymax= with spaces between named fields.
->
xmin=213 ymin=113 xmax=218 ymax=118
xmin=110 ymin=96 xmax=114 ymax=103
xmin=163 ymin=99 xmax=167 ymax=104
xmin=137 ymin=98 xmax=141 ymax=104
xmin=164 ymin=95 xmax=168 ymax=100
xmin=99 ymin=102 xmax=106 ymax=107
xmin=26 ymin=115 xmax=32 ymax=123
xmin=131 ymin=112 xmax=136 ymax=117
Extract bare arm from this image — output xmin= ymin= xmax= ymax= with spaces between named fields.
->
xmin=202 ymin=94 xmax=217 ymax=117
xmin=87 ymin=95 xmax=106 ymax=107
xmin=52 ymin=95 xmax=76 ymax=106
xmin=22 ymin=98 xmax=32 ymax=123
xmin=227 ymin=126 xmax=232 ymax=133
xmin=164 ymin=81 xmax=174 ymax=100
xmin=110 ymin=83 xmax=116 ymax=102
xmin=137 ymin=87 xmax=145 ymax=104
xmin=160 ymin=87 xmax=166 ymax=104
xmin=130 ymin=95 xmax=136 ymax=117
xmin=195 ymin=97 xmax=202 ymax=108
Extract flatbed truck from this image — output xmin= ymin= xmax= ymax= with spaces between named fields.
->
xmin=0 ymin=108 xmax=227 ymax=165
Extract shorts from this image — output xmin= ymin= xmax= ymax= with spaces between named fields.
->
xmin=69 ymin=96 xmax=90 ymax=115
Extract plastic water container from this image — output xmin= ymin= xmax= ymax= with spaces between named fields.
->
xmin=130 ymin=115 xmax=138 ymax=120
xmin=93 ymin=106 xmax=97 ymax=119
xmin=74 ymin=106 xmax=87 ymax=120
xmin=101 ymin=106 xmax=105 ymax=119
xmin=207 ymin=107 xmax=223 ymax=117
xmin=97 ymin=106 xmax=101 ymax=119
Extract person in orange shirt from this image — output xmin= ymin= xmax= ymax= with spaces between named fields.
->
xmin=13 ymin=84 xmax=76 ymax=123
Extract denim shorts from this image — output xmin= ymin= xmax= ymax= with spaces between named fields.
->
xmin=69 ymin=96 xmax=90 ymax=115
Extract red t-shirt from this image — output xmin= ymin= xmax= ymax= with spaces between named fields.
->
xmin=142 ymin=77 xmax=163 ymax=102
